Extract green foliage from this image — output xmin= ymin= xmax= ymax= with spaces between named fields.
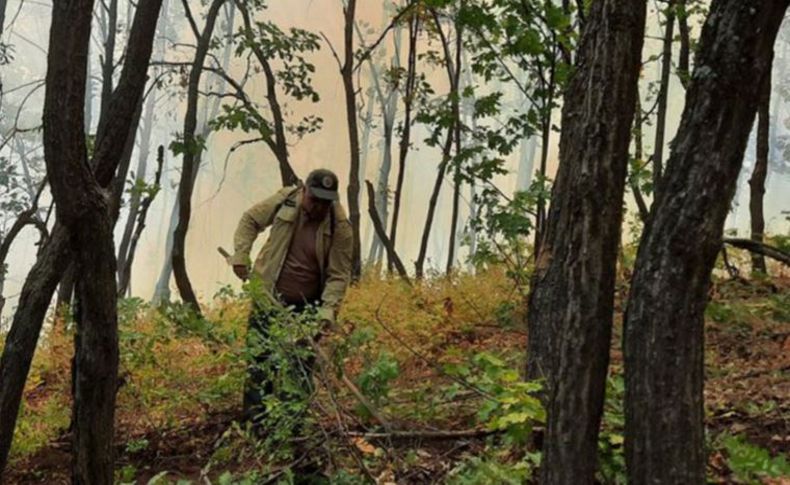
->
xmin=721 ymin=435 xmax=790 ymax=484
xmin=356 ymin=351 xmax=400 ymax=408
xmin=598 ymin=376 xmax=627 ymax=484
xmin=445 ymin=352 xmax=544 ymax=445
xmin=446 ymin=452 xmax=539 ymax=484
xmin=169 ymin=133 xmax=207 ymax=157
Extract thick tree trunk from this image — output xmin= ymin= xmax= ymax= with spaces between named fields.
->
xmin=0 ymin=0 xmax=162 ymax=477
xmin=653 ymin=0 xmax=675 ymax=198
xmin=342 ymin=0 xmax=362 ymax=279
xmin=0 ymin=224 xmax=71 ymax=476
xmin=389 ymin=15 xmax=419 ymax=274
xmin=624 ymin=2 xmax=788 ymax=483
xmin=171 ymin=0 xmax=226 ymax=313
xmin=525 ymin=1 xmax=646 ymax=483
xmin=750 ymin=73 xmax=770 ymax=275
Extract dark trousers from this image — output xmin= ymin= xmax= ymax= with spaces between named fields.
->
xmin=243 ymin=302 xmax=318 ymax=424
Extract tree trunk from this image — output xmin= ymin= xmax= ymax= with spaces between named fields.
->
xmin=0 ymin=0 xmax=162 ymax=476
xmin=171 ymin=0 xmax=226 ymax=314
xmin=750 ymin=72 xmax=770 ymax=275
xmin=118 ymin=74 xmax=157 ymax=290
xmin=365 ymin=27 xmax=400 ymax=267
xmin=677 ymin=0 xmax=691 ymax=88
xmin=632 ymin=94 xmax=650 ymax=221
xmin=119 ymin=146 xmax=165 ymax=296
xmin=389 ymin=15 xmax=419 ymax=274
xmin=0 ymin=225 xmax=71 ymax=476
xmin=516 ymin=136 xmax=537 ymax=191
xmin=235 ymin=0 xmax=297 ymax=186
xmin=415 ymin=13 xmax=459 ymax=280
xmin=99 ymin=0 xmax=118 ymax=122
xmin=446 ymin=26 xmax=463 ymax=276
xmin=525 ymin=1 xmax=646 ymax=483
xmin=533 ymin=105 xmax=553 ymax=256
xmin=624 ymin=1 xmax=788 ymax=483
xmin=342 ymin=0 xmax=362 ymax=279
xmin=653 ymin=0 xmax=675 ymax=198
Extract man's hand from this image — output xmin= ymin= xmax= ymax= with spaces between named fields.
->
xmin=233 ymin=264 xmax=249 ymax=281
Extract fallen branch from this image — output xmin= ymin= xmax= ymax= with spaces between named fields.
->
xmin=723 ymin=237 xmax=790 ymax=267
xmin=345 ymin=428 xmax=497 ymax=440
xmin=365 ymin=180 xmax=412 ymax=285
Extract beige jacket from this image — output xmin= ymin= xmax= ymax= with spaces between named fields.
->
xmin=230 ymin=186 xmax=353 ymax=321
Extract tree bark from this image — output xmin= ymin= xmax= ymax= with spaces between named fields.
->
xmin=623 ymin=1 xmax=788 ymax=483
xmin=525 ymin=1 xmax=646 ymax=483
xmin=342 ymin=0 xmax=362 ymax=279
xmin=171 ymin=0 xmax=226 ymax=314
xmin=653 ymin=0 xmax=675 ymax=198
xmin=389 ymin=14 xmax=419 ymax=274
xmin=0 ymin=0 xmax=163 ymax=477
xmin=750 ymin=72 xmax=770 ymax=275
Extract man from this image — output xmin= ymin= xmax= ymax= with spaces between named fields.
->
xmin=229 ymin=168 xmax=353 ymax=423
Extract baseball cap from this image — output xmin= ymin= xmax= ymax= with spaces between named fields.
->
xmin=305 ymin=168 xmax=339 ymax=201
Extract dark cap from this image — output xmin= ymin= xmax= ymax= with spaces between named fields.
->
xmin=305 ymin=168 xmax=339 ymax=201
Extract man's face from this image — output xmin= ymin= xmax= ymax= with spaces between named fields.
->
xmin=302 ymin=189 xmax=332 ymax=221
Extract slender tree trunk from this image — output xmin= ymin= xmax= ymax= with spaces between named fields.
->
xmin=342 ymin=0 xmax=362 ymax=279
xmin=236 ymin=0 xmax=297 ymax=186
xmin=446 ymin=26 xmax=463 ymax=275
xmin=624 ymin=1 xmax=788 ymax=482
xmin=389 ymin=15 xmax=419 ymax=273
xmin=119 ymin=146 xmax=165 ymax=296
xmin=750 ymin=70 xmax=770 ymax=275
xmin=118 ymin=72 xmax=157 ymax=289
xmin=677 ymin=0 xmax=691 ymax=88
xmin=366 ymin=31 xmax=400 ymax=266
xmin=99 ymin=0 xmax=118 ymax=121
xmin=533 ymin=109 xmax=552 ymax=256
xmin=653 ymin=0 xmax=675 ymax=197
xmin=415 ymin=13 xmax=459 ymax=280
xmin=171 ymin=0 xmax=226 ymax=313
xmin=632 ymin=94 xmax=650 ymax=221
xmin=525 ymin=1 xmax=646 ymax=483
xmin=153 ymin=199 xmax=178 ymax=303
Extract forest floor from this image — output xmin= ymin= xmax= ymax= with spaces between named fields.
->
xmin=2 ymin=263 xmax=789 ymax=484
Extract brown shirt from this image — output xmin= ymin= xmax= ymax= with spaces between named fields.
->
xmin=275 ymin=210 xmax=322 ymax=305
